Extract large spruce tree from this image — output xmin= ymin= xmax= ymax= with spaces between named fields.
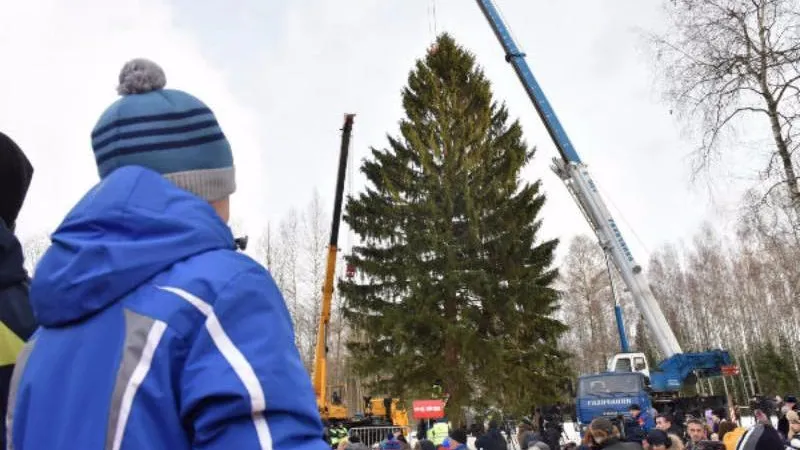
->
xmin=339 ymin=33 xmax=569 ymax=418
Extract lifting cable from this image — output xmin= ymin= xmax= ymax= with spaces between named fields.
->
xmin=594 ymin=180 xmax=652 ymax=259
xmin=427 ymin=0 xmax=440 ymax=54
xmin=428 ymin=0 xmax=439 ymax=39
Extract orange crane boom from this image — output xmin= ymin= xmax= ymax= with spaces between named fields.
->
xmin=312 ymin=113 xmax=355 ymax=420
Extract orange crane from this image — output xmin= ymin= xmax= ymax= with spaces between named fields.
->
xmin=310 ymin=114 xmax=410 ymax=429
xmin=312 ymin=113 xmax=355 ymax=422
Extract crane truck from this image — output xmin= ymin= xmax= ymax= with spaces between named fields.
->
xmin=474 ymin=0 xmax=733 ymax=430
xmin=311 ymin=114 xmax=409 ymax=429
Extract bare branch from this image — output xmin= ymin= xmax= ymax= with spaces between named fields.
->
xmin=649 ymin=0 xmax=800 ymax=213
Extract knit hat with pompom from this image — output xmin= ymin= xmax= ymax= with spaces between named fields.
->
xmin=90 ymin=58 xmax=235 ymax=202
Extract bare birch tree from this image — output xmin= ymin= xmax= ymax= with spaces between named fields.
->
xmin=301 ymin=190 xmax=329 ymax=369
xmin=257 ymin=223 xmax=277 ymax=272
xmin=559 ymin=235 xmax=620 ymax=374
xmin=651 ymin=0 xmax=800 ymax=214
xmin=21 ymin=233 xmax=49 ymax=275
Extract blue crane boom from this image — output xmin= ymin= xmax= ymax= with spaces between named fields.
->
xmin=474 ymin=0 xmax=581 ymax=164
xmin=474 ymin=0 xmax=731 ymax=393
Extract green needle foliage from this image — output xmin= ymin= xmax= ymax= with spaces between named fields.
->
xmin=339 ymin=33 xmax=570 ymax=420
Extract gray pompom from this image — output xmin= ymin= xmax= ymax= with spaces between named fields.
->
xmin=117 ymin=58 xmax=167 ymax=95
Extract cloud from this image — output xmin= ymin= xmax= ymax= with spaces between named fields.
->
xmin=1 ymin=0 xmax=266 ymax=241
xmin=4 ymin=0 xmax=753 ymax=267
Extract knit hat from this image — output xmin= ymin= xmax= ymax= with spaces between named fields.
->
xmin=90 ymin=58 xmax=235 ymax=202
xmin=644 ymin=429 xmax=670 ymax=448
xmin=448 ymin=429 xmax=467 ymax=445
xmin=0 ymin=132 xmax=34 ymax=230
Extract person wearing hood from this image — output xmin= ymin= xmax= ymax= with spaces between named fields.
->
xmin=6 ymin=59 xmax=327 ymax=450
xmin=0 ymin=131 xmax=37 ymax=448
xmin=475 ymin=420 xmax=508 ymax=450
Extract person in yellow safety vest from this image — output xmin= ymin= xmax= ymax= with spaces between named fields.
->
xmin=427 ymin=419 xmax=450 ymax=446
xmin=330 ymin=424 xmax=348 ymax=449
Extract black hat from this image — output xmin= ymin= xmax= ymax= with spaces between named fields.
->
xmin=629 ymin=404 xmax=641 ymax=411
xmin=449 ymin=429 xmax=467 ymax=445
xmin=785 ymin=395 xmax=797 ymax=403
xmin=0 ymin=132 xmax=33 ymax=230
xmin=645 ymin=430 xmax=670 ymax=448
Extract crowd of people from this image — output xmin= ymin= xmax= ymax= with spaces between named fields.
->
xmin=339 ymin=395 xmax=800 ymax=450
xmin=565 ymin=396 xmax=800 ymax=450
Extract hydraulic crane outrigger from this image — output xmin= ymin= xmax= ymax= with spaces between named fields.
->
xmin=474 ymin=0 xmax=731 ymax=395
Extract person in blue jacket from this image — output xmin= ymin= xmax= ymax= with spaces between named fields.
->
xmin=0 ymin=131 xmax=38 ymax=448
xmin=625 ymin=403 xmax=653 ymax=443
xmin=7 ymin=58 xmax=328 ymax=450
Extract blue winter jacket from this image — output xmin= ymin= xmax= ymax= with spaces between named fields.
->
xmin=7 ymin=166 xmax=328 ymax=450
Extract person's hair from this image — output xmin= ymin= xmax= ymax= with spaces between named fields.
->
xmin=788 ymin=410 xmax=800 ymax=439
xmin=657 ymin=414 xmax=673 ymax=424
xmin=717 ymin=421 xmax=736 ymax=440
xmin=667 ymin=434 xmax=684 ymax=450
xmin=588 ymin=424 xmax=619 ymax=444
xmin=686 ymin=418 xmax=704 ymax=428
xmin=581 ymin=431 xmax=594 ymax=447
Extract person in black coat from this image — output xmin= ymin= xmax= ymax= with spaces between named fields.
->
xmin=0 ymin=132 xmax=38 ymax=448
xmin=475 ymin=421 xmax=508 ymax=450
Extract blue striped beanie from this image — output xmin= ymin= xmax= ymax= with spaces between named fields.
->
xmin=91 ymin=58 xmax=235 ymax=202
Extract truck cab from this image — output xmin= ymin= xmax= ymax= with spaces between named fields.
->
xmin=575 ymin=372 xmax=652 ymax=435
xmin=608 ymin=352 xmax=650 ymax=379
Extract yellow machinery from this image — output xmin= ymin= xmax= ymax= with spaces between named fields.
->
xmin=366 ymin=397 xmax=410 ymax=427
xmin=311 ymin=113 xmax=355 ymax=422
xmin=310 ymin=114 xmax=409 ymax=427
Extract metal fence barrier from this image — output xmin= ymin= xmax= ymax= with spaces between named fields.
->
xmin=349 ymin=426 xmax=412 ymax=448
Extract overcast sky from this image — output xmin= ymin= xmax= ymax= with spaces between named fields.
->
xmin=3 ymin=0 xmax=753 ymax=265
